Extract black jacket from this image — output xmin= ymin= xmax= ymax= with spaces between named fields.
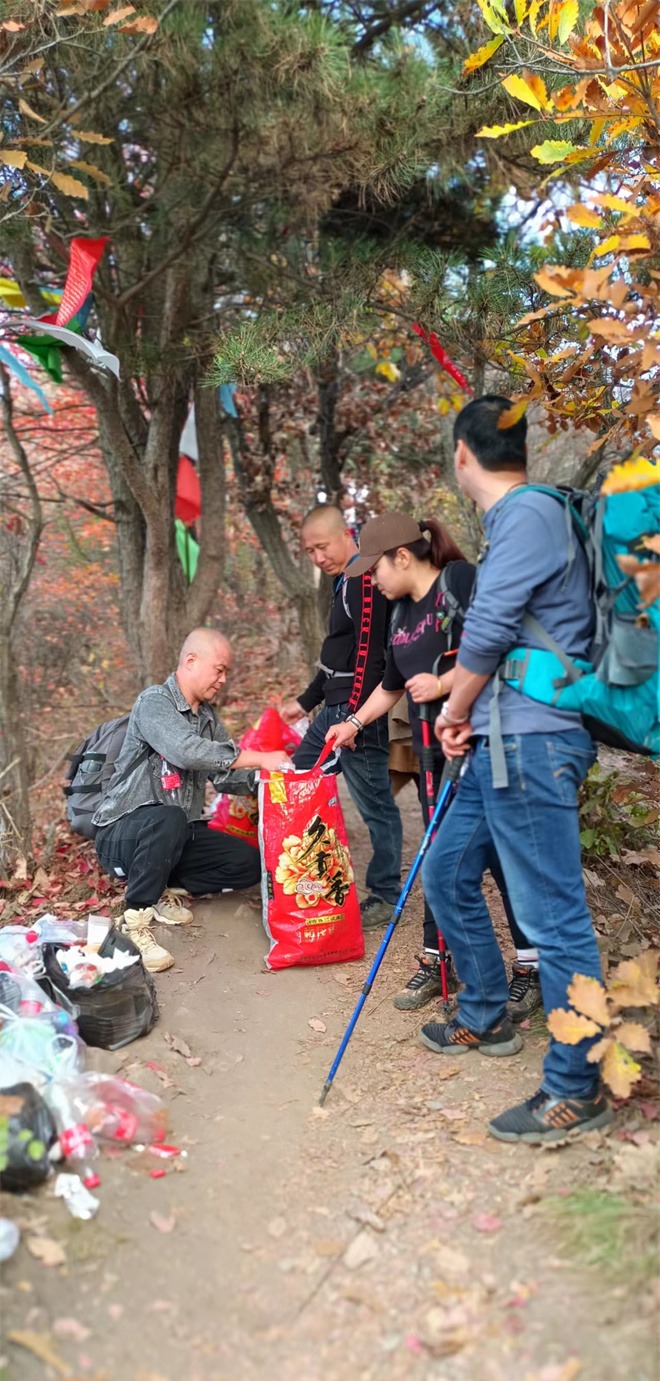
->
xmin=298 ymin=565 xmax=390 ymax=713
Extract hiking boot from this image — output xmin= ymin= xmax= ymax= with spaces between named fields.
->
xmin=360 ymin=896 xmax=394 ymax=929
xmin=393 ymin=954 xmax=456 ymax=1011
xmin=489 ymin=1087 xmax=613 ymax=1144
xmin=420 ymin=1014 xmax=523 ymax=1057
xmin=122 ymin=908 xmax=174 ymax=973
xmin=506 ymin=965 xmax=544 ymax=1023
xmin=154 ymin=889 xmax=194 ymax=927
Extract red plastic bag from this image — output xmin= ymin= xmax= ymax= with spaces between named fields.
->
xmin=209 ymin=708 xmax=303 ymax=848
xmin=258 ymin=744 xmax=364 ymax=970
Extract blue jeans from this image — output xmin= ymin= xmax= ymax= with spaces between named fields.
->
xmin=422 ymin=730 xmax=600 ymax=1099
xmin=293 ymin=704 xmax=402 ymax=905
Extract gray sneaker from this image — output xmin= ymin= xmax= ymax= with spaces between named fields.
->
xmin=360 ymin=896 xmax=394 ymax=929
xmin=393 ymin=954 xmax=443 ymax=1010
xmin=506 ymin=965 xmax=544 ymax=1023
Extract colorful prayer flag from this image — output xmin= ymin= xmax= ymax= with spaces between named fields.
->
xmin=55 ymin=237 xmax=108 ymax=327
xmin=412 ymin=323 xmax=473 ymax=396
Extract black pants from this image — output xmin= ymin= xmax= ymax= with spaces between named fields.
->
xmin=419 ymin=763 xmax=530 ymax=953
xmin=96 ymin=805 xmax=261 ymax=909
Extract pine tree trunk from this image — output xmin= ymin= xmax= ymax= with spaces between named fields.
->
xmin=0 ymin=632 xmax=34 ymax=871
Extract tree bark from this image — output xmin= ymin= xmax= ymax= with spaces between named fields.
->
xmin=224 ymin=408 xmax=323 ymax=673
xmin=0 ymin=366 xmax=44 ymax=867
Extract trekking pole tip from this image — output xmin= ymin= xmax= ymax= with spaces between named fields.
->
xmin=318 ymin=1081 xmax=332 ymax=1107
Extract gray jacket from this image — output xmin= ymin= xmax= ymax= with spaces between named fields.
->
xmin=93 ymin=674 xmax=255 ymax=829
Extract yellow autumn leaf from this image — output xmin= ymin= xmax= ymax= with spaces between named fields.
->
xmin=502 ymin=72 xmax=549 ymax=111
xmin=463 ymin=35 xmax=504 ymax=74
xmin=600 ymin=1040 xmax=642 ymax=1099
xmin=616 ymin=1021 xmax=652 ymax=1055
xmin=103 ymin=4 xmax=135 ymax=23
xmin=437 ymin=398 xmax=451 ymax=416
xmin=75 ymin=130 xmax=114 ymax=145
xmin=533 ymin=266 xmax=574 ymax=297
xmin=497 ymin=398 xmax=528 ymax=428
xmin=567 ymin=974 xmax=610 ymax=1026
xmin=18 ymin=98 xmax=46 ymax=124
xmin=514 ymin=0 xmax=530 ymax=22
xmin=620 ymin=233 xmax=651 ymax=252
xmin=531 ymin=139 xmax=580 ymax=163
xmin=0 ymin=150 xmax=28 ymax=169
xmin=477 ymin=119 xmax=537 ymax=138
xmin=50 ymin=169 xmax=89 ymax=199
xmin=557 ymin=0 xmax=579 ymax=43
xmin=70 ymin=159 xmax=112 ymax=186
xmin=566 ymin=204 xmax=603 ymax=229
xmin=475 ymin=0 xmax=510 ymax=35
xmin=26 ymin=161 xmax=52 ymax=176
xmin=587 ymin=1036 xmax=614 ymax=1064
xmin=546 ymin=1008 xmax=601 ymax=1044
xmin=591 ymin=192 xmax=634 ymax=216
xmin=609 ymin=953 xmax=659 ymax=1010
xmin=586 ymin=317 xmax=633 ymax=343
xmin=375 ymin=360 xmax=401 ymax=383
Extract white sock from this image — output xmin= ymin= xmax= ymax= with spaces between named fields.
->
xmin=516 ymin=947 xmax=538 ymax=968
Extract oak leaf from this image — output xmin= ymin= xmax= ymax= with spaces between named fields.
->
xmin=18 ymin=98 xmax=47 ymax=124
xmin=567 ymin=974 xmax=609 ymax=1026
xmin=103 ymin=4 xmax=135 ymax=23
xmin=477 ymin=119 xmax=537 ymax=138
xmin=601 ymin=1040 xmax=642 ymax=1098
xmin=0 ymin=150 xmax=28 ymax=169
xmin=50 ymin=170 xmax=89 ymax=198
xmin=75 ymin=130 xmax=114 ymax=144
xmin=567 ymin=204 xmax=603 ymax=229
xmin=546 ymin=1008 xmax=601 ymax=1044
xmin=119 ymin=15 xmax=158 ymax=32
xmin=531 ymin=140 xmax=581 ymax=163
xmin=615 ymin=1021 xmax=651 ymax=1055
xmin=71 ymin=159 xmax=112 ymax=185
xmin=497 ymin=398 xmax=528 ymax=428
xmin=608 ymin=953 xmax=659 ymax=1010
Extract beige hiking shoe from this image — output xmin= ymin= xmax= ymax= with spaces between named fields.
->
xmin=153 ymin=888 xmax=194 ymax=926
xmin=122 ymin=907 xmax=174 ymax=972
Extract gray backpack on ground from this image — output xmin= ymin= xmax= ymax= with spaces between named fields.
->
xmin=64 ymin=715 xmax=134 ymax=839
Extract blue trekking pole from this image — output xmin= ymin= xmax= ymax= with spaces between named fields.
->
xmin=319 ymin=755 xmax=464 ymax=1106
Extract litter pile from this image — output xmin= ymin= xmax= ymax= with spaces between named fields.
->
xmin=0 ymin=913 xmax=175 ymax=1262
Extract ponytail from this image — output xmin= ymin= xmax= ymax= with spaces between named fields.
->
xmin=417 ymin=517 xmax=466 ymax=568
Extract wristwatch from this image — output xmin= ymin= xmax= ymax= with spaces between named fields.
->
xmin=345 ymin=713 xmax=364 ymax=732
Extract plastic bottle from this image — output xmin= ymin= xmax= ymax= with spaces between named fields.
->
xmin=0 ymin=1219 xmax=20 ymax=1262
xmin=160 ymin=758 xmax=181 ymax=791
xmin=55 ymin=1073 xmax=168 ymax=1146
xmin=46 ymin=1084 xmax=101 ymax=1190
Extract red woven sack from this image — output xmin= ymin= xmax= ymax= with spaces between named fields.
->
xmin=258 ymin=745 xmax=364 ymax=971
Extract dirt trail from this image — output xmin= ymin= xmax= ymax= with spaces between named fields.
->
xmin=1 ymin=785 xmax=656 ymax=1381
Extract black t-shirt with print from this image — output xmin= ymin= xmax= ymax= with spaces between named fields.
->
xmin=382 ymin=560 xmax=476 ymax=755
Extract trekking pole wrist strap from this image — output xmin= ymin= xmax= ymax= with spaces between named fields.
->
xmin=438 ymin=707 xmax=468 ymax=726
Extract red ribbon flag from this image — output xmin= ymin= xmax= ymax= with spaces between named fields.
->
xmin=412 ymin=323 xmax=473 ymax=396
xmin=55 ymin=237 xmax=109 ymax=327
xmin=175 ymin=454 xmax=201 ymax=526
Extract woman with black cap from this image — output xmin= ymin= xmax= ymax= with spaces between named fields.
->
xmin=327 ymin=511 xmax=542 ymax=1018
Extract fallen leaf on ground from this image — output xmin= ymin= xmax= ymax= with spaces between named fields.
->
xmin=308 ymin=1018 xmax=327 ymax=1032
xmin=438 ymin=1108 xmax=466 ymax=1122
xmin=163 ymin=1031 xmax=193 ymax=1059
xmin=472 ymin=1213 xmax=502 ymax=1233
xmin=343 ymin=1230 xmax=380 ymax=1270
xmin=7 ymin=1330 xmax=71 ymax=1376
xmin=267 ymin=1216 xmax=287 ymax=1239
xmin=314 ymin=1238 xmax=344 ymax=1256
xmin=149 ymin=1211 xmax=176 ymax=1233
xmin=451 ymin=1129 xmax=486 ymax=1147
xmin=53 ymin=1317 xmax=91 ymax=1342
xmin=26 ymin=1236 xmax=67 ymax=1266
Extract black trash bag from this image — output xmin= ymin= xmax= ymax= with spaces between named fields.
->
xmin=0 ymin=1082 xmax=56 ymax=1193
xmin=39 ymin=926 xmax=159 ymax=1051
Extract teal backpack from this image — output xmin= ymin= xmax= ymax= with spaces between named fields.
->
xmin=489 ymin=472 xmax=660 ymax=787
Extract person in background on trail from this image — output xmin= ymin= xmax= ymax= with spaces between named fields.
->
xmin=422 ymin=395 xmax=612 ymax=1145
xmin=281 ymin=504 xmax=403 ymax=929
xmin=94 ymin=628 xmax=292 ymax=973
xmin=327 ymin=511 xmax=541 ymax=1017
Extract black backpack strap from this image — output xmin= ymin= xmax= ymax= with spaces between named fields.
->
xmin=437 ymin=564 xmax=466 ymax=649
